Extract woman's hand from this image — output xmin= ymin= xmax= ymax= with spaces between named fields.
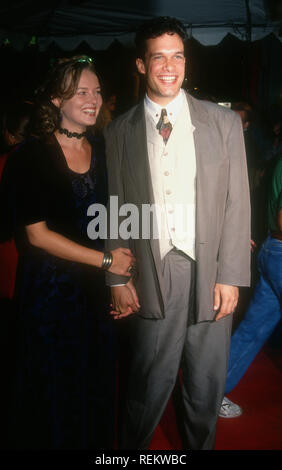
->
xmin=108 ymin=248 xmax=136 ymax=277
xmin=110 ymin=281 xmax=140 ymax=320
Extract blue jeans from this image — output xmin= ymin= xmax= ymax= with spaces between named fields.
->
xmin=225 ymin=236 xmax=282 ymax=394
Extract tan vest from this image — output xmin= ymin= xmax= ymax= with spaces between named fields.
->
xmin=145 ymin=99 xmax=196 ymax=260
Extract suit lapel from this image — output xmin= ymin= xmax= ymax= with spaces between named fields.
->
xmin=127 ymin=101 xmax=164 ymax=293
xmin=126 ymin=102 xmax=155 ymax=205
xmin=185 ymin=92 xmax=211 ymax=169
xmin=185 ymin=92 xmax=217 ymax=245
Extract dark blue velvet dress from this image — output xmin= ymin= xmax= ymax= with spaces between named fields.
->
xmin=7 ymin=135 xmax=115 ymax=449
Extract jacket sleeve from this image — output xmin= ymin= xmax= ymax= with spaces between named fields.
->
xmin=104 ymin=122 xmax=130 ymax=286
xmin=216 ymin=112 xmax=251 ymax=286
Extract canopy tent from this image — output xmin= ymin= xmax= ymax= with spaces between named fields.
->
xmin=0 ymin=0 xmax=281 ymax=51
xmin=0 ymin=0 xmax=280 ymax=118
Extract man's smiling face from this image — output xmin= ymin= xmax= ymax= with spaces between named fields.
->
xmin=136 ymin=33 xmax=186 ymax=106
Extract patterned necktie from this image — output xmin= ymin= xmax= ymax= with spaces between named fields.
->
xmin=156 ymin=108 xmax=172 ymax=144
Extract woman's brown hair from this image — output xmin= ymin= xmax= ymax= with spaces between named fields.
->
xmin=33 ymin=55 xmax=98 ymax=137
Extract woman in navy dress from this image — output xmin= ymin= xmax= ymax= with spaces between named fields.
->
xmin=3 ymin=56 xmax=134 ymax=449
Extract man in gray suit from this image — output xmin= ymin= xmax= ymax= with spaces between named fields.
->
xmin=104 ymin=17 xmax=250 ymax=450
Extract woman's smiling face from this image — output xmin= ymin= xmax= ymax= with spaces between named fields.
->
xmin=54 ymin=69 xmax=102 ymax=132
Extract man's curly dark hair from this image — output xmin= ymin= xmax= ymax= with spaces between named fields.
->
xmin=135 ymin=16 xmax=187 ymax=60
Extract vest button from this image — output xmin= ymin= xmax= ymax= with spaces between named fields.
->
xmin=164 ymin=171 xmax=169 ymax=176
xmin=165 ymin=189 xmax=172 ymax=195
xmin=163 ymin=152 xmax=168 ymax=156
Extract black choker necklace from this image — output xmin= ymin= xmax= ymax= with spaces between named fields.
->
xmin=58 ymin=128 xmax=87 ymax=139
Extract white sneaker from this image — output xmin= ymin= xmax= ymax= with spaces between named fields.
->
xmin=219 ymin=396 xmax=243 ymax=418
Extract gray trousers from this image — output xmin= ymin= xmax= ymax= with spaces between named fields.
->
xmin=121 ymin=249 xmax=233 ymax=450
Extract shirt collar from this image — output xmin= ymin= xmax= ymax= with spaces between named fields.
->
xmin=144 ymin=89 xmax=185 ymax=126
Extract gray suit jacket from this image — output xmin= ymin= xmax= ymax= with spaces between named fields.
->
xmin=104 ymin=92 xmax=251 ymax=322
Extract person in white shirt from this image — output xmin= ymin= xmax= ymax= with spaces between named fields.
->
xmin=104 ymin=17 xmax=250 ymax=450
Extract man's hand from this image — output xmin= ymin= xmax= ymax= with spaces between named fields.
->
xmin=108 ymin=248 xmax=136 ymax=276
xmin=213 ymin=283 xmax=239 ymax=321
xmin=110 ymin=281 xmax=140 ymax=320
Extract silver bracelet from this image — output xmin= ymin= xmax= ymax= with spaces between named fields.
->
xmin=101 ymin=251 xmax=113 ymax=270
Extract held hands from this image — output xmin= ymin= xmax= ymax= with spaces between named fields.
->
xmin=213 ymin=283 xmax=239 ymax=321
xmin=110 ymin=280 xmax=140 ymax=320
xmin=108 ymin=248 xmax=136 ymax=277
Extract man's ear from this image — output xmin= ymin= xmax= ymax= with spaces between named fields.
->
xmin=52 ymin=97 xmax=61 ymax=108
xmin=136 ymin=58 xmax=146 ymax=75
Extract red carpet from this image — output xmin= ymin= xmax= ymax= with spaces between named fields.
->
xmin=148 ymin=347 xmax=282 ymax=450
